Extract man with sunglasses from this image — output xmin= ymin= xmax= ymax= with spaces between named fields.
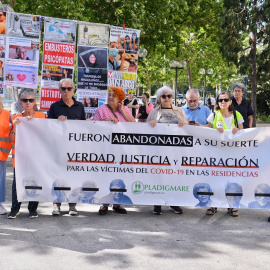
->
xmin=183 ymin=89 xmax=211 ymax=126
xmin=48 ymin=78 xmax=85 ymax=216
xmin=231 ymin=82 xmax=253 ymax=129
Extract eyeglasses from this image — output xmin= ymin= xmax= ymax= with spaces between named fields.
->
xmin=218 ymin=98 xmax=230 ymax=103
xmin=61 ymin=87 xmax=73 ymax=91
xmin=161 ymin=94 xmax=172 ymax=99
xmin=21 ymin=99 xmax=35 ymax=103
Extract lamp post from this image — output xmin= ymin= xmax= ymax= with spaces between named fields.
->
xmin=138 ymin=48 xmax=148 ymax=60
xmin=199 ymin=68 xmax=213 ymax=105
xmin=169 ymin=60 xmax=187 ymax=105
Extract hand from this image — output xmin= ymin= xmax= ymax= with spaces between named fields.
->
xmin=122 ymin=50 xmax=126 ymax=60
xmin=107 ymin=117 xmax=118 ymax=124
xmin=13 ymin=118 xmax=21 ymax=126
xmin=232 ymin=127 xmax=239 ymax=134
xmin=149 ymin=120 xmax=157 ymax=127
xmin=58 ymin=115 xmax=67 ymax=121
xmin=178 ymin=120 xmax=186 ymax=127
xmin=118 ymin=101 xmax=125 ymax=113
xmin=217 ymin=127 xmax=224 ymax=133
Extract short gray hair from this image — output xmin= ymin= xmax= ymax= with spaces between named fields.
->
xmin=20 ymin=90 xmax=36 ymax=99
xmin=156 ymin=86 xmax=174 ymax=103
xmin=59 ymin=78 xmax=75 ymax=91
xmin=232 ymin=82 xmax=246 ymax=92
xmin=186 ymin=89 xmax=200 ymax=99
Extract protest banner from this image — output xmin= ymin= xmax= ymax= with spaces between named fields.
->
xmin=39 ymin=88 xmax=62 ymax=110
xmin=15 ymin=119 xmax=270 ymax=209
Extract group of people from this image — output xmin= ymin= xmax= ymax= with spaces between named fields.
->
xmin=1 ymin=79 xmax=268 ymax=221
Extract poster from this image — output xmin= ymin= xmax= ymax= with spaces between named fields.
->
xmin=6 ymin=13 xmax=40 ymax=39
xmin=0 ymin=11 xmax=7 ymax=35
xmin=77 ymin=89 xmax=107 ymax=119
xmin=4 ymin=63 xmax=38 ymax=88
xmin=15 ymin=120 xmax=270 ymax=209
xmin=77 ymin=22 xmax=109 ymax=46
xmin=108 ymin=71 xmax=136 ymax=93
xmin=39 ymin=88 xmax=62 ymax=110
xmin=44 ymin=18 xmax=76 ymax=44
xmin=41 ymin=65 xmax=73 ymax=88
xmin=109 ymin=26 xmax=140 ymax=73
xmin=42 ymin=41 xmax=75 ymax=66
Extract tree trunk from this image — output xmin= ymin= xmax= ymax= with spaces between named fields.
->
xmin=250 ymin=0 xmax=257 ymax=127
xmin=187 ymin=64 xmax=193 ymax=89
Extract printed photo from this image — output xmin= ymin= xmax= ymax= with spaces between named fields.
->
xmin=78 ymin=22 xmax=109 ymax=47
xmin=44 ymin=18 xmax=76 ymax=44
xmin=6 ymin=13 xmax=40 ymax=39
xmin=0 ymin=11 xmax=7 ymax=35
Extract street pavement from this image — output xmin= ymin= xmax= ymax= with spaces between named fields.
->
xmin=1 ymin=124 xmax=270 ymax=270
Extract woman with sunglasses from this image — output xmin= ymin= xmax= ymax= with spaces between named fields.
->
xmin=206 ymin=91 xmax=244 ymax=217
xmin=8 ymin=90 xmax=46 ymax=219
xmin=147 ymin=86 xmax=188 ymax=215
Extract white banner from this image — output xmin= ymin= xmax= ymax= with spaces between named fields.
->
xmin=15 ymin=119 xmax=270 ymax=209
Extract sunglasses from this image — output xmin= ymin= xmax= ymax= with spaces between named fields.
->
xmin=61 ymin=87 xmax=73 ymax=91
xmin=161 ymin=94 xmax=172 ymax=99
xmin=218 ymin=98 xmax=230 ymax=103
xmin=21 ymin=99 xmax=35 ymax=103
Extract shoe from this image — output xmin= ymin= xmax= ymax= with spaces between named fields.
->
xmin=169 ymin=206 xmax=183 ymax=214
xmin=52 ymin=205 xmax=60 ymax=215
xmin=153 ymin=206 xmax=162 ymax=215
xmin=268 ymin=216 xmax=270 ymax=222
xmin=228 ymin=208 xmax=238 ymax=217
xmin=7 ymin=210 xmax=20 ymax=219
xmin=0 ymin=203 xmax=7 ymax=215
xmin=99 ymin=206 xmax=108 ymax=215
xmin=206 ymin=207 xmax=217 ymax=215
xmin=113 ymin=206 xmax=127 ymax=214
xmin=29 ymin=210 xmax=38 ymax=219
xmin=69 ymin=206 xmax=78 ymax=215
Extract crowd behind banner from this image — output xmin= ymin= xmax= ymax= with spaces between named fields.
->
xmin=0 ymin=11 xmax=141 ymax=116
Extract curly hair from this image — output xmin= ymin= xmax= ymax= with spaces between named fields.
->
xmin=109 ymin=87 xmax=126 ymax=102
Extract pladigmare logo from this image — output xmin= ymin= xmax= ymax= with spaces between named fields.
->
xmin=132 ymin=181 xmax=144 ymax=194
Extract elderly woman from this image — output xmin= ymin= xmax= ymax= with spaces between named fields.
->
xmin=207 ymin=91 xmax=244 ymax=217
xmin=69 ymin=181 xmax=99 ymax=203
xmin=48 ymin=78 xmax=85 ymax=216
xmin=0 ymin=97 xmax=11 ymax=215
xmin=193 ymin=183 xmax=214 ymax=207
xmin=8 ymin=90 xmax=46 ymax=219
xmin=93 ymin=86 xmax=135 ymax=215
xmin=147 ymin=86 xmax=188 ymax=215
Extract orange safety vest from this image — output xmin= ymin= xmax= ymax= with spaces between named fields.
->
xmin=0 ymin=109 xmax=11 ymax=161
xmin=11 ymin=111 xmax=46 ymax=167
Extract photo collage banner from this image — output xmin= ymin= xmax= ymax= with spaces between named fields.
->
xmin=0 ymin=11 xmax=141 ymax=115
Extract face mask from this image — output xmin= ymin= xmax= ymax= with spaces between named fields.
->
xmin=126 ymin=40 xmax=130 ymax=44
xmin=109 ymin=48 xmax=119 ymax=58
xmin=132 ymin=36 xmax=136 ymax=40
xmin=121 ymin=41 xmax=124 ymax=44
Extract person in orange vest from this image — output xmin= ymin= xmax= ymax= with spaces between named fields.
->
xmin=7 ymin=90 xmax=46 ymax=219
xmin=0 ymin=97 xmax=11 ymax=215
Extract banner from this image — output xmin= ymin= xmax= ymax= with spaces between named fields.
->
xmin=15 ymin=119 xmax=270 ymax=209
